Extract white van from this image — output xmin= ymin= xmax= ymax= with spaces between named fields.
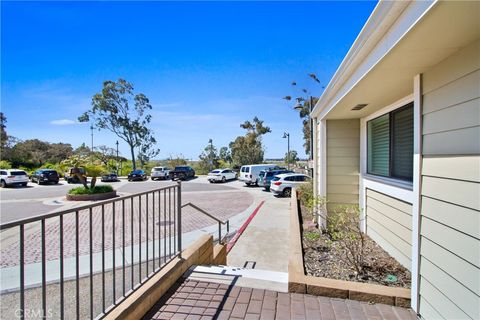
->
xmin=239 ymin=164 xmax=279 ymax=186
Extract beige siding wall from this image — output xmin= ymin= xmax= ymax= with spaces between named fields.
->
xmin=419 ymin=40 xmax=480 ymax=319
xmin=326 ymin=119 xmax=360 ymax=210
xmin=365 ymin=189 xmax=412 ymax=270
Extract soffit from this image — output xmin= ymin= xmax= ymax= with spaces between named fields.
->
xmin=323 ymin=1 xmax=480 ymax=120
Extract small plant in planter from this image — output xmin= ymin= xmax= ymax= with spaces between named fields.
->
xmin=297 ymin=181 xmax=327 ymax=229
xmin=69 ymin=185 xmax=114 ymax=195
xmin=327 ymin=204 xmax=366 ymax=278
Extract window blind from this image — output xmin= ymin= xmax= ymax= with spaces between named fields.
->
xmin=392 ymin=104 xmax=413 ymax=180
xmin=367 ymin=114 xmax=390 ymax=176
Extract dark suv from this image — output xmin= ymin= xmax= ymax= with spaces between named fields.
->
xmin=128 ymin=170 xmax=148 ymax=181
xmin=31 ymin=169 xmax=60 ymax=185
xmin=169 ymin=166 xmax=195 ymax=180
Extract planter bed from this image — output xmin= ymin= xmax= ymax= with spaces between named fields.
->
xmin=66 ymin=190 xmax=117 ymax=201
xmin=288 ymin=191 xmax=411 ymax=307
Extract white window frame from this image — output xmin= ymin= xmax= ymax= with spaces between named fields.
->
xmin=360 ymin=94 xmax=414 ymax=193
xmin=359 ymin=94 xmax=415 ymax=230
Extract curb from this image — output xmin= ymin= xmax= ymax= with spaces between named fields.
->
xmin=226 ymin=200 xmax=265 ymax=253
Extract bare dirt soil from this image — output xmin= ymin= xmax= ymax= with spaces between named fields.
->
xmin=300 ymin=205 xmax=411 ymax=288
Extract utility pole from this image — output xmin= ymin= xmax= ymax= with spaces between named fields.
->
xmin=283 ymin=132 xmax=290 ymax=170
xmin=90 ymin=125 xmax=94 ymax=153
xmin=116 ymin=140 xmax=119 ymax=175
xmin=208 ymin=138 xmax=213 ymax=172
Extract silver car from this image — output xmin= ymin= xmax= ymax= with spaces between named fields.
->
xmin=270 ymin=173 xmax=310 ymax=197
xmin=150 ymin=167 xmax=170 ymax=180
xmin=0 ymin=169 xmax=29 ymax=187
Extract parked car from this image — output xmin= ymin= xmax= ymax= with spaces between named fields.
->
xmin=169 ymin=166 xmax=195 ymax=180
xmin=258 ymin=169 xmax=293 ymax=191
xmin=65 ymin=167 xmax=87 ymax=184
xmin=0 ymin=169 xmax=29 ymax=187
xmin=207 ymin=169 xmax=237 ymax=183
xmin=31 ymin=169 xmax=59 ymax=185
xmin=151 ymin=166 xmax=170 ymax=180
xmin=128 ymin=170 xmax=147 ymax=181
xmin=238 ymin=164 xmax=279 ymax=186
xmin=270 ymin=173 xmax=311 ymax=197
xmin=101 ymin=173 xmax=119 ymax=182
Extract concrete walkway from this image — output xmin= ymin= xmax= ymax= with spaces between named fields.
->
xmin=227 ymin=195 xmax=291 ymax=273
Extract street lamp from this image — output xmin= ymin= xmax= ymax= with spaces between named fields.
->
xmin=90 ymin=125 xmax=94 ymax=153
xmin=208 ymin=138 xmax=213 ymax=172
xmin=116 ymin=140 xmax=119 ymax=175
xmin=283 ymin=132 xmax=290 ymax=170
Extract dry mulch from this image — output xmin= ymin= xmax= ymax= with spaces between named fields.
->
xmin=300 ymin=206 xmax=411 ymax=288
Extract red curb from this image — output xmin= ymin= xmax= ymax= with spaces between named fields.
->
xmin=227 ymin=200 xmax=265 ymax=253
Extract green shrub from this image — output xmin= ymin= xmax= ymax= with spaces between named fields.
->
xmin=68 ymin=185 xmax=113 ymax=195
xmin=0 ymin=160 xmax=12 ymax=169
xmin=304 ymin=231 xmax=320 ymax=241
xmin=297 ymin=180 xmax=327 ymax=222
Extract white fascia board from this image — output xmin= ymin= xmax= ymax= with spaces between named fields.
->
xmin=313 ymin=0 xmax=437 ymax=120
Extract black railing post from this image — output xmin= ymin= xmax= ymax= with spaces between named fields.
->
xmin=177 ymin=181 xmax=182 ymax=258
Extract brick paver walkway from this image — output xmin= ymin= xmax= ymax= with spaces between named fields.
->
xmin=0 ymin=189 xmax=253 ymax=267
xmin=144 ymin=278 xmax=417 ymax=320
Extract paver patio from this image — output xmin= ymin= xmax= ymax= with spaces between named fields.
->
xmin=144 ymin=278 xmax=418 ymax=320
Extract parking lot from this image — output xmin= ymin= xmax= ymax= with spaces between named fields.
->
xmin=0 ymin=177 xmax=261 ymax=224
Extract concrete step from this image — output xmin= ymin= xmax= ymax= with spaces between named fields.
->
xmin=183 ymin=265 xmax=289 ymax=292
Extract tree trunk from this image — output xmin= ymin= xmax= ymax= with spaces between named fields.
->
xmin=76 ymin=173 xmax=88 ymax=189
xmin=90 ymin=176 xmax=97 ymax=189
xmin=130 ymin=145 xmax=136 ymax=170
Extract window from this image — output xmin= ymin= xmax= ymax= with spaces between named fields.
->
xmin=12 ymin=171 xmax=27 ymax=176
xmin=367 ymin=103 xmax=413 ymax=181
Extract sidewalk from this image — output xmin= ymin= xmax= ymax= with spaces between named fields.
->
xmin=223 ymin=190 xmax=291 ymax=293
xmin=227 ymin=195 xmax=291 ymax=273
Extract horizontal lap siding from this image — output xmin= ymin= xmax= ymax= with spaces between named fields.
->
xmin=419 ymin=39 xmax=480 ymax=320
xmin=365 ymin=189 xmax=412 ymax=270
xmin=326 ymin=119 xmax=360 ymax=211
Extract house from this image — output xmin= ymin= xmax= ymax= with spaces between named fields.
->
xmin=311 ymin=1 xmax=479 ymax=319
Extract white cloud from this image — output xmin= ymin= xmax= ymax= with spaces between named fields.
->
xmin=50 ymin=119 xmax=78 ymax=126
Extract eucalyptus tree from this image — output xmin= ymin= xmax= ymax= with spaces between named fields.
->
xmin=230 ymin=117 xmax=271 ymax=167
xmin=78 ymin=79 xmax=159 ymax=170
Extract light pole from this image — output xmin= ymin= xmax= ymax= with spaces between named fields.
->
xmin=116 ymin=140 xmax=119 ymax=175
xmin=90 ymin=125 xmax=94 ymax=153
xmin=208 ymin=138 xmax=213 ymax=172
xmin=283 ymin=132 xmax=290 ymax=170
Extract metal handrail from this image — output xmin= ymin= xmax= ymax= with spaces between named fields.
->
xmin=0 ymin=184 xmax=177 ymax=230
xmin=181 ymin=202 xmax=230 ymax=244
xmin=1 ymin=183 xmax=182 ymax=320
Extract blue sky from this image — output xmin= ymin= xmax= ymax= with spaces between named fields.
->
xmin=1 ymin=1 xmax=376 ymax=160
